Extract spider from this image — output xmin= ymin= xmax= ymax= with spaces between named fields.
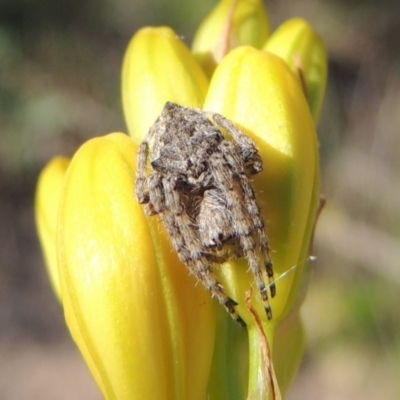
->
xmin=135 ymin=101 xmax=275 ymax=325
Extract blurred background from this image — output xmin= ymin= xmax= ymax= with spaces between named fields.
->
xmin=0 ymin=0 xmax=399 ymax=398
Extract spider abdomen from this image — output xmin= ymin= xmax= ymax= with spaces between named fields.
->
xmin=198 ymin=189 xmax=235 ymax=249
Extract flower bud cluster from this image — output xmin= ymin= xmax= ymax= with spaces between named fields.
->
xmin=36 ymin=1 xmax=327 ymax=398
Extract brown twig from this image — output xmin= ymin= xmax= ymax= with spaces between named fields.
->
xmin=245 ymin=289 xmax=282 ymax=400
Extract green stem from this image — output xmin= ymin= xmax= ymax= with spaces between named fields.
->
xmin=206 ymin=308 xmax=248 ymax=400
xmin=247 ymin=324 xmax=281 ymax=400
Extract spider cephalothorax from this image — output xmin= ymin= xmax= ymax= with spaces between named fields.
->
xmin=135 ymin=101 xmax=275 ymax=324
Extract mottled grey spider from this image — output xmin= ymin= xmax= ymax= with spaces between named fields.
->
xmin=135 ymin=101 xmax=275 ymax=325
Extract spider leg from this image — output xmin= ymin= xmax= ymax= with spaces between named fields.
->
xmin=147 ymin=171 xmax=165 ymax=215
xmin=211 ymin=113 xmax=263 ymax=175
xmin=220 ymin=141 xmax=276 ymax=299
xmin=161 ymin=175 xmax=245 ymax=326
xmin=238 ymin=174 xmax=276 ymax=298
xmin=210 ymin=151 xmax=274 ymax=320
xmin=135 ymin=124 xmax=158 ymax=204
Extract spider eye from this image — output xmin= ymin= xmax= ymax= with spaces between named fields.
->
xmin=151 ymin=158 xmax=160 ymax=169
xmin=215 ymin=131 xmax=224 ymax=140
xmin=204 ymin=129 xmax=223 ymax=142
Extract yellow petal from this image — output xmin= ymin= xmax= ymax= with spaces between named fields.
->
xmin=35 ymin=156 xmax=70 ymax=300
xmin=122 ymin=27 xmax=209 ymax=145
xmin=58 ymin=132 xmax=216 ymax=400
xmin=192 ymin=0 xmax=270 ymax=76
xmin=264 ymin=18 xmax=328 ymax=123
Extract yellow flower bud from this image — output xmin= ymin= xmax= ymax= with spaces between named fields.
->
xmin=264 ymin=18 xmax=328 ymax=123
xmin=192 ymin=0 xmax=270 ymax=76
xmin=35 ymin=156 xmax=70 ymax=300
xmin=204 ymin=46 xmax=320 ymax=394
xmin=122 ymin=26 xmax=209 ymax=144
xmin=57 ymin=132 xmax=216 ymax=400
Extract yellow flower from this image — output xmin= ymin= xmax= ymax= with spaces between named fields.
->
xmin=204 ymin=45 xmax=319 ymax=322
xmin=35 ymin=156 xmax=70 ymax=300
xmin=122 ymin=26 xmax=209 ymax=145
xmin=204 ymin=45 xmax=319 ymax=397
xmin=121 ymin=23 xmax=319 ymax=398
xmin=192 ymin=0 xmax=270 ymax=76
xmin=264 ymin=18 xmax=328 ymax=123
xmin=36 ymin=1 xmax=324 ymax=399
xmin=37 ymin=133 xmax=216 ymax=400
